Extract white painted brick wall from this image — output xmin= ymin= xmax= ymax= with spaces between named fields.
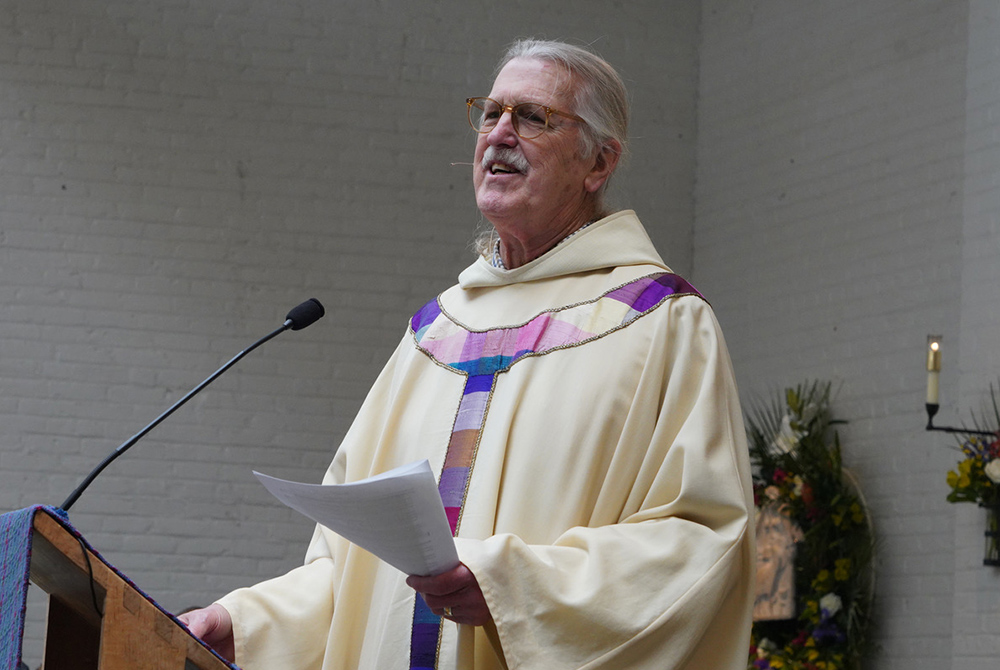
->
xmin=0 ymin=0 xmax=699 ymax=665
xmin=954 ymin=1 xmax=1000 ymax=667
xmin=696 ymin=1 xmax=987 ymax=669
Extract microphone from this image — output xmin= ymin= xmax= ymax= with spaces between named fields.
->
xmin=58 ymin=298 xmax=326 ymax=513
xmin=284 ymin=297 xmax=325 ymax=330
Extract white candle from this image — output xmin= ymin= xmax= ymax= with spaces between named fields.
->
xmin=926 ymin=336 xmax=942 ymax=405
xmin=926 ymin=370 xmax=939 ymax=405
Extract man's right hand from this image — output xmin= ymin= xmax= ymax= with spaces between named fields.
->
xmin=177 ymin=603 xmax=236 ymax=663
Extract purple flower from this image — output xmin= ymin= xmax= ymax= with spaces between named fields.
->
xmin=812 ymin=618 xmax=845 ymax=644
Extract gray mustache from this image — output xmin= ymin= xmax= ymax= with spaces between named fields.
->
xmin=481 ymin=147 xmax=530 ymax=173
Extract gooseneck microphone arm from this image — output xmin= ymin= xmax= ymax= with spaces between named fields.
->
xmin=58 ymin=298 xmax=325 ymax=513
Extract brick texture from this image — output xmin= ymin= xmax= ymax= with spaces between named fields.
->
xmin=12 ymin=1 xmax=1000 ymax=667
xmin=697 ymin=1 xmax=999 ymax=669
xmin=0 ymin=0 xmax=698 ymax=664
xmin=953 ymin=0 xmax=1000 ymax=666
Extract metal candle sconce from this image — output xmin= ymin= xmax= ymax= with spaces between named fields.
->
xmin=925 ymin=335 xmax=997 ymax=437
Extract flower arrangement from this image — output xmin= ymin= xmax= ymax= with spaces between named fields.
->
xmin=943 ymin=383 xmax=1000 ymax=565
xmin=746 ymin=382 xmax=875 ymax=670
xmin=945 ymin=434 xmax=1000 ymax=506
xmin=944 ymin=385 xmax=1000 ymax=506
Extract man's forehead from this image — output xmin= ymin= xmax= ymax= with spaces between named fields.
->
xmin=488 ymin=58 xmax=575 ymax=104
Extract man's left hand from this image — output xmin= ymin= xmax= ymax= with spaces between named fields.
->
xmin=406 ymin=563 xmax=493 ymax=626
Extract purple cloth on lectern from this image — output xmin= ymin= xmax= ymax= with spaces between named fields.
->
xmin=0 ymin=505 xmax=43 ymax=670
xmin=0 ymin=505 xmax=241 ymax=670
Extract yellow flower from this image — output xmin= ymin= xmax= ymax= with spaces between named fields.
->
xmin=802 ymin=599 xmax=819 ymax=621
xmin=851 ymin=502 xmax=864 ymax=524
xmin=956 ymin=459 xmax=974 ymax=488
xmin=770 ymin=660 xmax=785 ymax=669
xmin=813 ymin=569 xmax=831 ymax=588
xmin=807 ymin=648 xmax=820 ymax=661
xmin=835 ymin=558 xmax=851 ymax=581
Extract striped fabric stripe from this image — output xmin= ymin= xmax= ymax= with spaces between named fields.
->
xmin=406 ymin=273 xmax=699 ymax=669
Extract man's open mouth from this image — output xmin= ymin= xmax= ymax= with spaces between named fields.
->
xmin=489 ymin=162 xmax=521 ymax=175
xmin=482 ymin=147 xmax=529 ymax=176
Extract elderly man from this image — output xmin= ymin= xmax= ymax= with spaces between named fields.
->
xmin=182 ymin=39 xmax=754 ymax=670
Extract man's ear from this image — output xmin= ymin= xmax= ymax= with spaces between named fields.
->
xmin=584 ymin=139 xmax=622 ymax=194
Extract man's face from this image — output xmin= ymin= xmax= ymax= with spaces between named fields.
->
xmin=473 ymin=58 xmax=599 ymax=244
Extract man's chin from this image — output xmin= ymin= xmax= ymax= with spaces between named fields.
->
xmin=476 ymin=192 xmax=525 ymax=220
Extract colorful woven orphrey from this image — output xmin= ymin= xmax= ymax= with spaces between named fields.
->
xmin=406 ymin=272 xmax=701 ymax=669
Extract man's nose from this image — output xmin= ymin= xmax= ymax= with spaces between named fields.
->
xmin=487 ymin=110 xmax=519 ymax=146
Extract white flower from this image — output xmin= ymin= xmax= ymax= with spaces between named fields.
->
xmin=985 ymin=459 xmax=1000 ymax=484
xmin=771 ymin=414 xmax=802 ymax=454
xmin=756 ymin=638 xmax=777 ymax=655
xmin=820 ymin=592 xmax=843 ymax=618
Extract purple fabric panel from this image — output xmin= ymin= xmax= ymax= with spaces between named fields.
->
xmin=0 ymin=506 xmax=38 ymax=670
xmin=439 ymin=467 xmax=470 ymax=510
xmin=411 ymin=299 xmax=442 ymax=336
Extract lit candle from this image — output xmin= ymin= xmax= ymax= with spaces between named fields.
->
xmin=926 ymin=335 xmax=942 ymax=405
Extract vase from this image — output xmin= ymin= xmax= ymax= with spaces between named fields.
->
xmin=983 ymin=504 xmax=1000 ymax=566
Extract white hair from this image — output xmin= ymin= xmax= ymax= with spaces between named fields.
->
xmin=499 ymin=39 xmax=630 ymax=166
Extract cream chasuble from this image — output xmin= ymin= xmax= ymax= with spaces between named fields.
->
xmin=217 ymin=210 xmax=755 ymax=670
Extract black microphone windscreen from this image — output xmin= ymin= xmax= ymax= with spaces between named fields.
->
xmin=285 ymin=298 xmax=325 ymax=330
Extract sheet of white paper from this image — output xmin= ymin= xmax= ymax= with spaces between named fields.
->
xmin=253 ymin=460 xmax=459 ymax=577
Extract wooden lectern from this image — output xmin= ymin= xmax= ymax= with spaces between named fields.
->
xmin=14 ymin=507 xmax=234 ymax=670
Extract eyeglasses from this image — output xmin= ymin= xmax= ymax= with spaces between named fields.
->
xmin=466 ymin=96 xmax=585 ymax=140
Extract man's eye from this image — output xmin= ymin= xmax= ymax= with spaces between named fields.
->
xmin=478 ymin=101 xmax=502 ymax=119
xmin=516 ymin=105 xmax=546 ymax=126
